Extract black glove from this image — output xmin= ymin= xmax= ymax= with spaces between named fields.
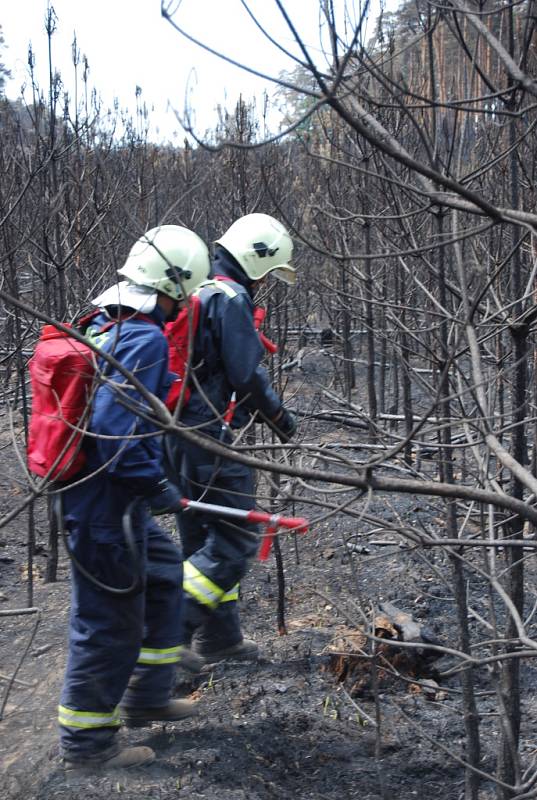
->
xmin=146 ymin=478 xmax=183 ymax=516
xmin=270 ymin=407 xmax=297 ymax=443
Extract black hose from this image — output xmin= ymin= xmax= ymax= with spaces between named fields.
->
xmin=55 ymin=494 xmax=145 ymax=596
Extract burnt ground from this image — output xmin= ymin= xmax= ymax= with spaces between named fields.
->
xmin=1 ymin=347 xmax=537 ymax=799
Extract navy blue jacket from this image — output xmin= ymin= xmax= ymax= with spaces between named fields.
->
xmin=84 ymin=307 xmax=173 ymax=489
xmin=182 ymin=248 xmax=281 ymax=432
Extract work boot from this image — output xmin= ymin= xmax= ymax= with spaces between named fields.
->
xmin=193 ymin=638 xmax=259 ymax=663
xmin=120 ymin=698 xmax=199 ymax=728
xmin=177 ymin=647 xmax=206 ymax=674
xmin=61 ymin=745 xmax=155 ymax=772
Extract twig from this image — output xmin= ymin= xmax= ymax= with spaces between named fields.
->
xmin=0 ymin=610 xmax=41 ymax=720
xmin=340 ymin=685 xmax=378 ymax=727
xmin=0 ymin=672 xmax=38 ymax=689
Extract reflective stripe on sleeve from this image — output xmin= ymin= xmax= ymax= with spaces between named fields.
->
xmin=58 ymin=705 xmax=121 ymax=729
xmin=137 ymin=645 xmax=182 ymax=665
xmin=220 ymin=584 xmax=239 ymax=603
xmin=193 ymin=280 xmax=238 ymax=299
xmin=183 ymin=560 xmax=225 ymax=609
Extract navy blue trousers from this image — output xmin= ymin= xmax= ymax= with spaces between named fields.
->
xmin=171 ymin=435 xmax=259 ymax=651
xmin=59 ymin=475 xmax=183 ymax=757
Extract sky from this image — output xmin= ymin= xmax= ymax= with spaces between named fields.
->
xmin=1 ymin=1 xmax=395 ymax=142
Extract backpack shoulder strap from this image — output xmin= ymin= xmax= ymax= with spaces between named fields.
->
xmin=165 ymin=295 xmax=201 ymax=344
xmin=194 ymin=276 xmax=238 ymax=299
xmin=76 ymin=309 xmax=100 ymax=332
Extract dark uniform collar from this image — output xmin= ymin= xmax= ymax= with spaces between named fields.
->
xmin=149 ymin=304 xmax=167 ymax=327
xmin=212 ymin=247 xmax=255 ymax=297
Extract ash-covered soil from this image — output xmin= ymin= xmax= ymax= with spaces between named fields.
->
xmin=1 ymin=349 xmax=535 ymax=799
xmin=0 ymin=532 xmax=461 ymax=800
xmin=0 ymin=494 xmax=522 ymax=800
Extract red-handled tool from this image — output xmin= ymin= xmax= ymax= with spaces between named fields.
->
xmin=179 ymin=498 xmax=308 ymax=560
xmin=258 ymin=331 xmax=278 ymax=355
xmin=253 ymin=307 xmax=278 ymax=354
xmin=223 ymin=392 xmax=237 ymax=426
xmin=258 ymin=521 xmax=279 ymax=561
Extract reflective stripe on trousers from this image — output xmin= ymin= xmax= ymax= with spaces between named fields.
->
xmin=220 ymin=584 xmax=239 ymax=602
xmin=183 ymin=560 xmax=225 ymax=609
xmin=58 ymin=705 xmax=121 ymax=729
xmin=137 ymin=644 xmax=183 ymax=665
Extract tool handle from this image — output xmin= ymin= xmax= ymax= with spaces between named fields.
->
xmin=247 ymin=510 xmax=308 ymax=532
xmin=259 ymin=332 xmax=278 ymax=354
xmin=258 ymin=525 xmax=277 ymax=561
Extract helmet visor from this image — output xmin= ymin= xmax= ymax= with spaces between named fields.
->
xmin=271 ymin=266 xmax=296 ymax=285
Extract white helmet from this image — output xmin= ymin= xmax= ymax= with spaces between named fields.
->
xmin=118 ymin=225 xmax=211 ymax=300
xmin=215 ymin=213 xmax=296 ymax=284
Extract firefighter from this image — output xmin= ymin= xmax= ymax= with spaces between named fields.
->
xmin=168 ymin=213 xmax=297 ymax=663
xmin=58 ymin=226 xmax=210 ymax=770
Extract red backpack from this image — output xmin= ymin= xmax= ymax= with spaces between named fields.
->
xmin=27 ymin=312 xmax=155 ymax=482
xmin=164 ymin=295 xmax=201 ymax=412
xmin=27 ymin=324 xmax=96 ymax=481
xmin=164 ymin=279 xmax=277 ymax=413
